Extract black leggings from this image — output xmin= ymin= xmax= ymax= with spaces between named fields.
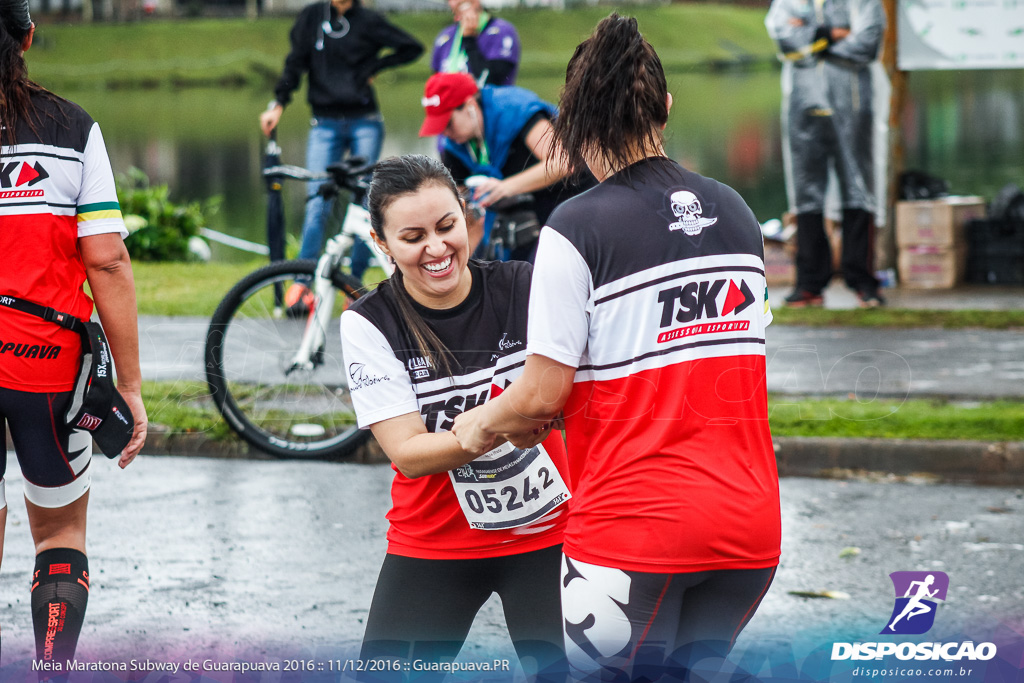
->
xmin=561 ymin=555 xmax=776 ymax=681
xmin=360 ymin=545 xmax=565 ymax=681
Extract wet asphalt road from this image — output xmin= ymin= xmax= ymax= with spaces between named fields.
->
xmin=2 ymin=455 xmax=1022 ymax=676
xmin=139 ymin=316 xmax=1024 ymax=400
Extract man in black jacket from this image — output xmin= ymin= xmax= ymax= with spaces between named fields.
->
xmin=260 ymin=0 xmax=422 ymax=300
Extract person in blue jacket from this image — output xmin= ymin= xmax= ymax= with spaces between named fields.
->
xmin=419 ymin=72 xmax=593 ymax=262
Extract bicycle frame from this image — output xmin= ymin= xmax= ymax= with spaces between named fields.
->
xmin=287 ymin=202 xmax=393 ymax=374
xmin=464 ymin=175 xmax=539 ymax=262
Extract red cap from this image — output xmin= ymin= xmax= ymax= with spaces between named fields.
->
xmin=419 ymin=72 xmax=479 ymax=137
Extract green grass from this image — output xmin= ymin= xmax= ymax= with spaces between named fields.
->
xmin=142 ymin=379 xmax=232 ymax=438
xmin=131 ymin=260 xmax=264 ymax=316
xmin=772 ymin=308 xmax=1024 ymax=330
xmin=768 ymin=396 xmax=1024 ymax=441
xmin=143 ymin=380 xmax=1024 ymax=443
xmin=26 ymin=6 xmax=778 ymax=91
xmin=130 ymin=260 xmax=387 ymax=316
xmin=143 ymin=379 xmax=355 ymax=443
xmin=127 ymin=261 xmax=1024 ymax=327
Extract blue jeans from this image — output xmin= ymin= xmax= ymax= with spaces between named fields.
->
xmin=299 ymin=114 xmax=384 ymax=278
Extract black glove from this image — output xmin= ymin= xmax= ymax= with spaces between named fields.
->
xmin=813 ymin=25 xmax=834 ymax=50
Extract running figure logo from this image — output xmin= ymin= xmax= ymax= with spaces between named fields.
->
xmin=881 ymin=571 xmax=949 ymax=635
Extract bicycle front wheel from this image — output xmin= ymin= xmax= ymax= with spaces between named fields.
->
xmin=205 ymin=259 xmax=369 ymax=459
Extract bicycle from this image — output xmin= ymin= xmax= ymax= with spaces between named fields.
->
xmin=464 ymin=175 xmax=541 ymax=262
xmin=204 ymin=156 xmax=391 ymax=460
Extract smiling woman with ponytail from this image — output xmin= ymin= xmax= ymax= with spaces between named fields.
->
xmin=339 ymin=155 xmax=571 ymax=680
xmin=1 ymin=0 xmax=147 ymax=672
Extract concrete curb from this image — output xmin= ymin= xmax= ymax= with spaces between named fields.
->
xmin=773 ymin=436 xmax=1024 ymax=486
xmin=13 ymin=429 xmax=1023 ymax=485
xmin=136 ymin=424 xmax=391 ymax=464
xmin=128 ymin=429 xmax=1024 ymax=486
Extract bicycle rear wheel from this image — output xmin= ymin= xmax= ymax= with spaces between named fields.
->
xmin=205 ymin=259 xmax=369 ymax=459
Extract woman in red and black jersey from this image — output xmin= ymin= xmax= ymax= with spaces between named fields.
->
xmin=340 ymin=154 xmax=569 ymax=680
xmin=454 ymin=14 xmax=781 ymax=681
xmin=0 ymin=0 xmax=146 ymax=667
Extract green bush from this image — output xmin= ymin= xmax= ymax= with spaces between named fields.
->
xmin=117 ymin=168 xmax=220 ymax=262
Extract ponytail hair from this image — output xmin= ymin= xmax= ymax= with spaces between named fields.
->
xmin=1 ymin=0 xmax=67 ymax=152
xmin=554 ymin=13 xmax=669 ymax=180
xmin=0 ymin=0 xmax=33 ymax=151
xmin=366 ymin=154 xmax=463 ymax=377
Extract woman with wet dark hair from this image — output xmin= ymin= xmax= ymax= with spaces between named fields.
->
xmin=340 ymin=154 xmax=569 ymax=680
xmin=1 ymin=0 xmax=146 ymax=668
xmin=454 ymin=14 xmax=781 ymax=680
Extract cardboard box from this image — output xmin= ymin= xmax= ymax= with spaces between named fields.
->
xmin=895 ymin=197 xmax=985 ymax=248
xmin=898 ymin=244 xmax=967 ymax=289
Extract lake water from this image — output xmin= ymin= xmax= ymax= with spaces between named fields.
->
xmin=66 ymin=68 xmax=1024 ymax=262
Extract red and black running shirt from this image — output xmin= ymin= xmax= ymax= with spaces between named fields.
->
xmin=528 ymin=157 xmax=781 ymax=574
xmin=341 ymin=259 xmax=568 ymax=560
xmin=0 ymin=92 xmax=127 ymax=392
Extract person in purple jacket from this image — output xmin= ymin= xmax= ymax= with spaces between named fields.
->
xmin=431 ymin=0 xmax=520 ymax=86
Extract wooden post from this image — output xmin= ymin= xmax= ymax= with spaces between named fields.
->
xmin=881 ymin=0 xmax=907 ymax=271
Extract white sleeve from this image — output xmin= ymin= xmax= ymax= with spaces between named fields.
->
xmin=340 ymin=309 xmax=419 ymax=429
xmin=526 ymin=226 xmax=592 ymax=367
xmin=76 ymin=123 xmax=128 ymax=239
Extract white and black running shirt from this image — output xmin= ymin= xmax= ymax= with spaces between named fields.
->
xmin=340 ymin=260 xmax=569 ymax=560
xmin=528 ymin=157 xmax=781 ymax=574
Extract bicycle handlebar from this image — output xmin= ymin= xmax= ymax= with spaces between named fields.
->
xmin=264 ymin=158 xmax=375 ymax=196
xmin=263 ymin=164 xmax=331 ymax=182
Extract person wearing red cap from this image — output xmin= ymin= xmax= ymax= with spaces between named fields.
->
xmin=420 ymin=72 xmax=593 ymax=262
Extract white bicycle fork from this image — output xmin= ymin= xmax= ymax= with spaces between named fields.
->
xmin=287 ymin=203 xmax=392 ymax=374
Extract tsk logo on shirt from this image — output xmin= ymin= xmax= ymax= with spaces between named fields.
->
xmin=420 ymin=390 xmax=489 ymax=432
xmin=655 ymin=278 xmax=756 ymax=344
xmin=0 ymin=161 xmax=49 ymax=199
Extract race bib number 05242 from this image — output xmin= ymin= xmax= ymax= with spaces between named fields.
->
xmin=449 ymin=441 xmax=570 ymax=530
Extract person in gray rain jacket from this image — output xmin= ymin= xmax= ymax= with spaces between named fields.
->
xmin=766 ymin=0 xmax=887 ymax=308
